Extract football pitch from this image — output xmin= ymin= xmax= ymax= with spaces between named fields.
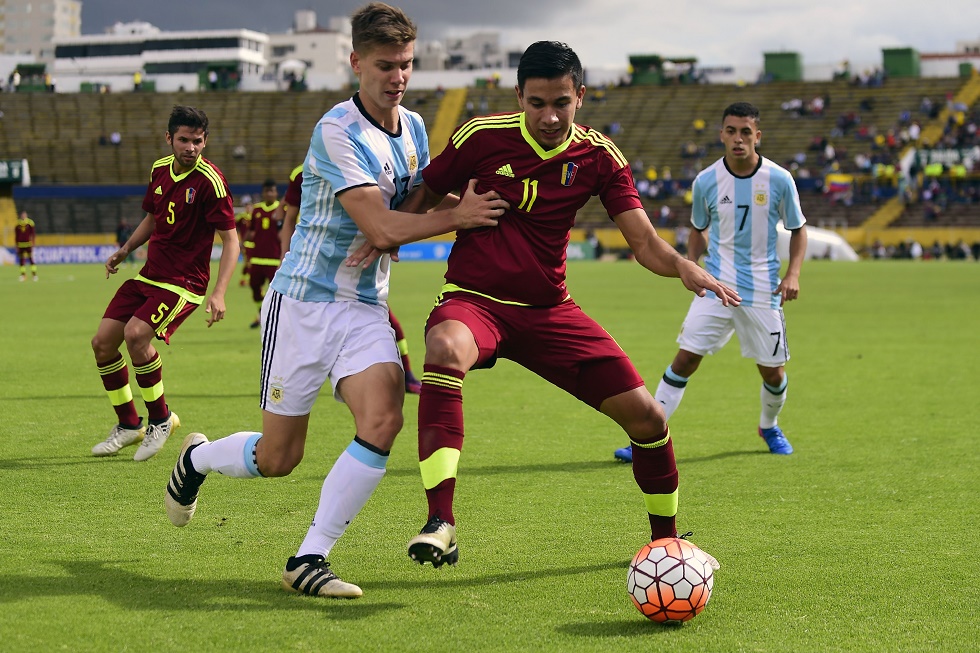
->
xmin=0 ymin=259 xmax=977 ymax=652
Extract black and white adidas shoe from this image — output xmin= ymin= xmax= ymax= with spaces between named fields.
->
xmin=165 ymin=432 xmax=208 ymax=527
xmin=281 ymin=555 xmax=363 ymax=598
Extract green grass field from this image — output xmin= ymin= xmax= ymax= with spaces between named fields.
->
xmin=1 ymin=259 xmax=977 ymax=652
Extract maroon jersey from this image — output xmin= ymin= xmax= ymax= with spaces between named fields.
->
xmin=248 ymin=200 xmax=282 ymax=263
xmin=284 ymin=164 xmax=303 ymax=207
xmin=423 ymin=112 xmax=642 ymax=306
xmin=15 ymin=218 xmax=35 ymax=247
xmin=139 ymin=155 xmax=235 ymax=297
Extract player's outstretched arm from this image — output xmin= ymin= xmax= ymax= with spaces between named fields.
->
xmin=340 ymin=179 xmax=506 ymax=252
xmin=774 ymin=226 xmax=807 ymax=306
xmin=204 ymin=227 xmax=241 ymax=327
xmin=613 ymin=208 xmax=740 ymax=306
xmin=106 ymin=212 xmax=154 ymax=278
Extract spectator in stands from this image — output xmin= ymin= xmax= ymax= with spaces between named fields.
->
xmin=110 ymin=131 xmax=122 ymax=146
xmin=674 ymin=224 xmax=690 ymax=256
xmin=208 ymin=70 xmax=218 ymax=91
xmin=870 ymin=239 xmax=887 ymax=259
xmin=232 ymin=144 xmax=247 ymax=159
xmin=658 ymin=204 xmax=672 ymax=227
xmin=133 ymin=71 xmax=142 ymax=92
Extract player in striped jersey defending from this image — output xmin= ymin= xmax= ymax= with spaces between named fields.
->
xmin=392 ymin=41 xmax=739 ymax=569
xmin=163 ymin=2 xmax=506 ymax=599
xmin=90 ymin=105 xmax=239 ymax=461
xmin=279 ymin=161 xmax=422 ymax=392
xmin=615 ymin=101 xmax=807 ymax=462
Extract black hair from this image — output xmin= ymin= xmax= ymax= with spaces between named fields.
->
xmin=168 ymin=105 xmax=209 ymax=136
xmin=722 ymin=101 xmax=760 ymax=125
xmin=517 ymin=41 xmax=584 ymax=92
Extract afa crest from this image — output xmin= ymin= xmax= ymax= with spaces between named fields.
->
xmin=754 ymin=191 xmax=768 ymax=206
xmin=269 ymin=382 xmax=285 ymax=405
xmin=408 ymin=154 xmax=418 ymax=173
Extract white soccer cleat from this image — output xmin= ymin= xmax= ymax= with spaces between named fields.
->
xmin=92 ymin=422 xmax=145 ymax=457
xmin=281 ymin=555 xmax=363 ymax=598
xmin=408 ymin=516 xmax=459 ymax=567
xmin=165 ymin=432 xmax=208 ymax=527
xmin=134 ymin=411 xmax=180 ymax=461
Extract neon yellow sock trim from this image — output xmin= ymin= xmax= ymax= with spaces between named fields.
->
xmin=419 ymin=447 xmax=461 ymax=490
xmin=107 ymin=385 xmax=134 ymax=407
xmin=139 ymin=380 xmax=165 ymax=403
xmin=396 ymin=338 xmax=409 ymax=356
xmin=643 ymin=489 xmax=679 ymax=517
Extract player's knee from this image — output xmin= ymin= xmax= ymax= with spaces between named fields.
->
xmin=357 ymin=410 xmax=403 ymax=450
xmin=627 ymin=400 xmax=668 ymax=443
xmin=91 ymin=333 xmax=114 ymax=358
xmin=424 ymin=329 xmax=468 ymax=367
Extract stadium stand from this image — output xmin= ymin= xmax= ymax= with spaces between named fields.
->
xmin=0 ymin=77 xmax=976 ymax=252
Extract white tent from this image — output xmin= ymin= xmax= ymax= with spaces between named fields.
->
xmin=777 ymin=224 xmax=859 ymax=261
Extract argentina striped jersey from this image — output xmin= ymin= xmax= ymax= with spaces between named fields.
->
xmin=691 ymin=156 xmax=806 ymax=309
xmin=272 ymin=94 xmax=428 ymax=304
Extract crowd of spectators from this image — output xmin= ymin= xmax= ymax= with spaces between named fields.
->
xmin=869 ymin=238 xmax=979 ymax=260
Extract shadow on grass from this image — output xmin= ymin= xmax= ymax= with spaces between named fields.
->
xmin=384 ymin=450 xmax=761 ymax=478
xmin=0 ymin=455 xmax=135 ymax=470
xmin=359 ymin=560 xmax=629 ymax=591
xmin=0 ymin=394 xmax=255 ymax=402
xmin=0 ymin=560 xmax=402 ymax=617
xmin=558 ymin=619 xmax=685 ymax=637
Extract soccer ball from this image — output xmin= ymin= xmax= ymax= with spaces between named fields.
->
xmin=627 ymin=537 xmax=714 ymax=623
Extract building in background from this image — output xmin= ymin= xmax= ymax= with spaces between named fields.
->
xmin=266 ymin=11 xmax=353 ymax=89
xmin=0 ymin=0 xmax=81 ymax=63
xmin=52 ymin=22 xmax=268 ymax=92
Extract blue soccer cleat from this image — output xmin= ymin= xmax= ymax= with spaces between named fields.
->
xmin=614 ymin=444 xmax=633 ymax=463
xmin=759 ymin=426 xmax=793 ymax=455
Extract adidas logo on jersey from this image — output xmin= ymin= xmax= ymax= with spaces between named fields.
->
xmin=155 ymin=186 xmax=163 ymax=195
xmin=496 ymin=164 xmax=515 ymax=178
xmin=719 ymin=195 xmax=732 ymax=204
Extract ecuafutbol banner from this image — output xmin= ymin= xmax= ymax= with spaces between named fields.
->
xmin=3 ymin=245 xmax=119 ymax=264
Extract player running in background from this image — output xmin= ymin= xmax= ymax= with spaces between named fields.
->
xmin=278 ymin=160 xmax=422 ymax=392
xmin=244 ymin=179 xmax=282 ymax=328
xmin=235 ymin=194 xmax=253 ymax=287
xmin=90 ymin=105 xmax=239 ymax=461
xmin=615 ymin=101 xmax=806 ymax=463
xmin=163 ymin=2 xmax=506 ymax=599
xmin=15 ymin=211 xmax=37 ymax=281
xmin=392 ymin=41 xmax=738 ymax=569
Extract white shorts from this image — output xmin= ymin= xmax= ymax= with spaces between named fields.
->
xmin=676 ymin=294 xmax=790 ymax=367
xmin=258 ymin=290 xmax=401 ymax=415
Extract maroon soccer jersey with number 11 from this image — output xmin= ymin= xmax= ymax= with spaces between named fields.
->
xmin=422 ymin=112 xmax=643 ymax=307
xmin=139 ymin=155 xmax=236 ymax=297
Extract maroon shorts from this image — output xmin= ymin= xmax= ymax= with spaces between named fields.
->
xmin=17 ymin=247 xmax=33 ymax=264
xmin=103 ymin=279 xmax=198 ymax=345
xmin=249 ymin=264 xmax=277 ymax=302
xmin=426 ymin=293 xmax=644 ymax=409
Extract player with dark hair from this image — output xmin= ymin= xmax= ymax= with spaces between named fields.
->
xmin=163 ymin=2 xmax=505 ymax=599
xmin=244 ymin=179 xmax=282 ymax=328
xmin=615 ymin=101 xmax=806 ymax=463
xmin=389 ymin=41 xmax=738 ymax=568
xmin=90 ymin=105 xmax=239 ymax=461
xmin=14 ymin=211 xmax=37 ymax=281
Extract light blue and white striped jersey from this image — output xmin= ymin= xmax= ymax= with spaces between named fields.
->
xmin=691 ymin=156 xmax=806 ymax=309
xmin=272 ymin=95 xmax=429 ymax=304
